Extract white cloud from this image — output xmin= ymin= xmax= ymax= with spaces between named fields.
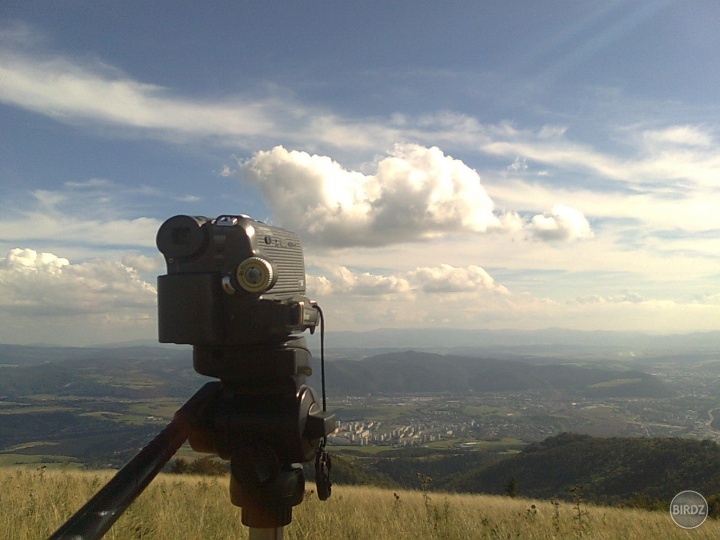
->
xmin=308 ymin=263 xmax=509 ymax=297
xmin=0 ymin=211 xmax=159 ymax=250
xmin=0 ymin=179 xmax=170 ymax=256
xmin=2 ymin=37 xmax=718 ymax=186
xmin=0 ymin=50 xmax=271 ymax=136
xmin=7 ymin=36 xmax=717 ymax=200
xmin=240 ymin=144 xmax=519 ymax=246
xmin=0 ymin=248 xmax=156 ymax=316
xmin=121 ymin=253 xmax=163 ymax=273
xmin=328 ymin=266 xmax=412 ymax=296
xmin=695 ymin=292 xmax=720 ymax=305
xmin=0 ymin=46 xmax=399 ymax=152
xmin=489 ymin=175 xmax=720 ymax=243
xmin=306 ymin=260 xmax=720 ymax=335
xmin=31 ymin=189 xmax=67 ymax=210
xmin=642 ymin=125 xmax=714 ymax=147
xmin=305 ymin=263 xmax=524 ymax=331
xmin=1 ymin=248 xmax=69 ymax=273
xmin=558 ymin=296 xmax=720 ymax=335
xmin=409 ymin=264 xmax=510 ymax=294
xmin=484 ymin=123 xmax=720 ymax=190
xmin=0 ymin=248 xmax=157 ymax=345
xmin=528 ymin=204 xmax=594 ymax=242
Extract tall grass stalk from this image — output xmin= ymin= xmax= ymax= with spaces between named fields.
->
xmin=3 ymin=467 xmax=719 ymax=539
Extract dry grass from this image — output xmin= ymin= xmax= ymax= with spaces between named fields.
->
xmin=3 ymin=467 xmax=718 ymax=539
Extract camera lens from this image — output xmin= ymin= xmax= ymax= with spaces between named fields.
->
xmin=156 ymin=215 xmax=209 ymax=259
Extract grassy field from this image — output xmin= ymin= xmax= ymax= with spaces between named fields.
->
xmin=3 ymin=467 xmax=719 ymax=539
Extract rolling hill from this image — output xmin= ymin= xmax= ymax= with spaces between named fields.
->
xmin=326 ymin=351 xmax=674 ymax=398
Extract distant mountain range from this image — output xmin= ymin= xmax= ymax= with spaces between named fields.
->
xmin=0 ymin=344 xmax=200 ymax=397
xmin=0 ymin=345 xmax=673 ymax=398
xmin=0 ymin=342 xmax=191 ymax=367
xmin=6 ymin=327 xmax=718 ymax=363
xmin=6 ymin=326 xmax=719 ymax=354
xmin=0 ymin=344 xmax=672 ymax=399
xmin=325 ymin=350 xmax=673 ymax=398
xmin=322 ymin=327 xmax=720 ymax=354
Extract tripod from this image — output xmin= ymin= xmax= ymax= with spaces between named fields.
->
xmin=47 ymin=337 xmax=334 ymax=540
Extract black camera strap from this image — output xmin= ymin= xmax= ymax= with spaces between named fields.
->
xmin=314 ymin=303 xmax=332 ymax=501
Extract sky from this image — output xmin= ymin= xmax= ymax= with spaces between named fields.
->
xmin=0 ymin=1 xmax=719 ymax=346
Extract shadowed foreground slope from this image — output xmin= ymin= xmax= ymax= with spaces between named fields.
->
xmin=5 ymin=468 xmax=719 ymax=539
xmin=446 ymin=433 xmax=720 ymax=505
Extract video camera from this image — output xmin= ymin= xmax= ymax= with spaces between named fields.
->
xmin=156 ymin=213 xmax=334 ymax=530
xmin=156 ymin=214 xmax=323 ymax=383
xmin=49 ymin=213 xmax=334 ymax=539
xmin=156 ymin=214 xmax=319 ymax=347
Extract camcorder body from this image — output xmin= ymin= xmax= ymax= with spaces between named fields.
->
xmin=156 ymin=214 xmax=319 ymax=349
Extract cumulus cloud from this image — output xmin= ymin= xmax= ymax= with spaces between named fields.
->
xmin=0 ymin=248 xmax=156 ymax=317
xmin=409 ymin=264 xmax=510 ymax=294
xmin=2 ymin=248 xmax=69 ymax=273
xmin=327 ymin=266 xmax=412 ymax=296
xmin=308 ymin=263 xmax=509 ymax=297
xmin=240 ymin=144 xmax=519 ymax=246
xmin=304 ymin=263 xmax=563 ymax=331
xmin=305 ymin=259 xmax=720 ymax=334
xmin=528 ymin=204 xmax=593 ymax=242
xmin=121 ymin=253 xmax=163 ymax=273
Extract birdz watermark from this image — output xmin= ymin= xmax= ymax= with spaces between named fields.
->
xmin=669 ymin=490 xmax=708 ymax=529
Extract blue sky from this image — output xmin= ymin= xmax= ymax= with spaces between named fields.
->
xmin=0 ymin=1 xmax=718 ymax=345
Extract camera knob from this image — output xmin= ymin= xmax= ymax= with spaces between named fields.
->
xmin=236 ymin=257 xmax=275 ymax=293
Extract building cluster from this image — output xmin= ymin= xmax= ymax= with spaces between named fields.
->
xmin=329 ymin=419 xmax=471 ymax=447
xmin=326 ymin=378 xmax=720 ymax=450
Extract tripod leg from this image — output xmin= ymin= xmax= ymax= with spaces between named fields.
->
xmin=47 ymin=382 xmax=221 ymax=540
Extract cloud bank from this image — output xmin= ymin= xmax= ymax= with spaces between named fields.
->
xmin=0 ymin=248 xmax=156 ymax=317
xmin=0 ymin=248 xmax=158 ymax=345
xmin=305 ymin=263 xmax=518 ymax=330
xmin=308 ymin=263 xmax=509 ymax=297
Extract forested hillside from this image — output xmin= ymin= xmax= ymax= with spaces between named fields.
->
xmin=444 ymin=432 xmax=720 ymax=506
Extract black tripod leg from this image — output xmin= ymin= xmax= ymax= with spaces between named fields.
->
xmin=47 ymin=382 xmax=221 ymax=540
